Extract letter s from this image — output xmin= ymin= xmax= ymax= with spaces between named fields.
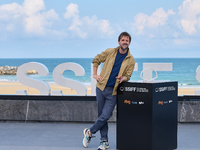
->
xmin=196 ymin=65 xmax=200 ymax=82
xmin=53 ymin=62 xmax=87 ymax=96
xmin=16 ymin=62 xmax=50 ymax=95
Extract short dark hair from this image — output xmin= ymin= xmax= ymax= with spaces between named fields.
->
xmin=118 ymin=32 xmax=131 ymax=42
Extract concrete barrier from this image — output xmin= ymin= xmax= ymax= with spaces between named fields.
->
xmin=0 ymin=95 xmax=199 ymax=123
xmin=0 ymin=95 xmax=116 ymax=122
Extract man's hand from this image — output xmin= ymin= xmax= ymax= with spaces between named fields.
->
xmin=116 ymin=76 xmax=126 ymax=83
xmin=94 ymin=74 xmax=103 ymax=82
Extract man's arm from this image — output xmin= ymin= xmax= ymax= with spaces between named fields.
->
xmin=92 ymin=48 xmax=113 ymax=66
xmin=93 ymin=66 xmax=103 ymax=82
xmin=92 ymin=48 xmax=113 ymax=82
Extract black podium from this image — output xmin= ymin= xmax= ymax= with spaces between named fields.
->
xmin=117 ymin=81 xmax=177 ymax=150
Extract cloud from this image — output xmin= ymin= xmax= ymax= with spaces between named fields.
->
xmin=0 ymin=2 xmax=23 ymax=20
xmin=23 ymin=0 xmax=45 ymax=15
xmin=64 ymin=3 xmax=115 ymax=38
xmin=180 ymin=19 xmax=197 ymax=35
xmin=64 ymin=3 xmax=79 ymax=19
xmin=0 ymin=1 xmax=114 ymax=39
xmin=178 ymin=0 xmax=200 ymax=35
xmin=64 ymin=3 xmax=86 ymax=38
xmin=23 ymin=0 xmax=59 ymax=35
xmin=133 ymin=7 xmax=175 ymax=34
xmin=24 ymin=9 xmax=59 ymax=35
xmin=0 ymin=0 xmax=59 ymax=36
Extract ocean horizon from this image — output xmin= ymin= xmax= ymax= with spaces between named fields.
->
xmin=1 ymin=58 xmax=200 ymax=88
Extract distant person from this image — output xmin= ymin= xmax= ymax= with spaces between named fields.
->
xmin=83 ymin=31 xmax=135 ymax=150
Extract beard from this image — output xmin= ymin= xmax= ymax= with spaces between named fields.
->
xmin=121 ymin=44 xmax=128 ymax=51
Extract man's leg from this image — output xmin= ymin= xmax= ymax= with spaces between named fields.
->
xmin=83 ymin=87 xmax=106 ymax=148
xmin=99 ymin=87 xmax=116 ymax=141
xmin=96 ymin=87 xmax=106 ymax=118
xmin=96 ymin=87 xmax=108 ymax=141
xmin=90 ymin=87 xmax=117 ymax=141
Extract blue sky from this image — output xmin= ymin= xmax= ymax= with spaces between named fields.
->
xmin=0 ymin=0 xmax=200 ymax=58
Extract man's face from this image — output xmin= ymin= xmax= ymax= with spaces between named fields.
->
xmin=118 ymin=36 xmax=130 ymax=51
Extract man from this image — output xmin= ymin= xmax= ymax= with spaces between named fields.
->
xmin=83 ymin=32 xmax=135 ymax=150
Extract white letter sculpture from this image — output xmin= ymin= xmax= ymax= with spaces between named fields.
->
xmin=53 ymin=62 xmax=87 ymax=96
xmin=142 ymin=63 xmax=172 ymax=82
xmin=195 ymin=65 xmax=200 ymax=95
xmin=16 ymin=62 xmax=50 ymax=95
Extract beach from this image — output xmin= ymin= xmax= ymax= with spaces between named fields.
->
xmin=0 ymin=81 xmax=200 ymax=95
xmin=0 ymin=81 xmax=91 ymax=95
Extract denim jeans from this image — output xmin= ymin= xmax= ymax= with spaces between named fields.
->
xmin=90 ymin=87 xmax=117 ymax=141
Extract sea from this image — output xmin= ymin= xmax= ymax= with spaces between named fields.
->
xmin=0 ymin=58 xmax=200 ymax=88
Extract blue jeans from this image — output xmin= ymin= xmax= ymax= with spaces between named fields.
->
xmin=90 ymin=87 xmax=117 ymax=141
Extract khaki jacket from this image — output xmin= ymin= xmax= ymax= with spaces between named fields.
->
xmin=92 ymin=46 xmax=135 ymax=95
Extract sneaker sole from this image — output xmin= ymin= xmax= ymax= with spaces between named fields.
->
xmin=83 ymin=128 xmax=88 ymax=148
xmin=97 ymin=146 xmax=109 ymax=150
xmin=97 ymin=144 xmax=109 ymax=150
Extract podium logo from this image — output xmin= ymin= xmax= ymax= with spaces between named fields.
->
xmin=120 ymin=86 xmax=124 ymax=91
xmin=123 ymin=87 xmax=148 ymax=93
xmin=158 ymin=100 xmax=173 ymax=105
xmin=132 ymin=101 xmax=137 ymax=104
xmin=169 ymin=100 xmax=173 ymax=103
xmin=124 ymin=100 xmax=131 ymax=105
xmin=136 ymin=88 xmax=148 ymax=93
xmin=125 ymin=87 xmax=136 ymax=92
xmin=139 ymin=101 xmax=144 ymax=104
xmin=155 ymin=86 xmax=176 ymax=92
xmin=164 ymin=101 xmax=168 ymax=104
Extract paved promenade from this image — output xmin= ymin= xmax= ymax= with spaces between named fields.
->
xmin=0 ymin=122 xmax=199 ymax=150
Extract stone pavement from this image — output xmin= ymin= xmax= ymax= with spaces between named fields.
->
xmin=0 ymin=122 xmax=200 ymax=150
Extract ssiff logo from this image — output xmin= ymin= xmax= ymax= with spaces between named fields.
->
xmin=120 ymin=86 xmax=124 ymax=91
xmin=124 ymin=100 xmax=131 ymax=105
xmin=158 ymin=101 xmax=163 ymax=105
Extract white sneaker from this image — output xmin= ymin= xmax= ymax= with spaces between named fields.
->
xmin=83 ymin=128 xmax=92 ymax=148
xmin=97 ymin=140 xmax=109 ymax=150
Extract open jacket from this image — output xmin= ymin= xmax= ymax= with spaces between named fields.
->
xmin=92 ymin=46 xmax=135 ymax=95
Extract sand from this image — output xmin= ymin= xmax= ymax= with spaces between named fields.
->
xmin=0 ymin=81 xmax=200 ymax=96
xmin=0 ymin=82 xmax=91 ymax=95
